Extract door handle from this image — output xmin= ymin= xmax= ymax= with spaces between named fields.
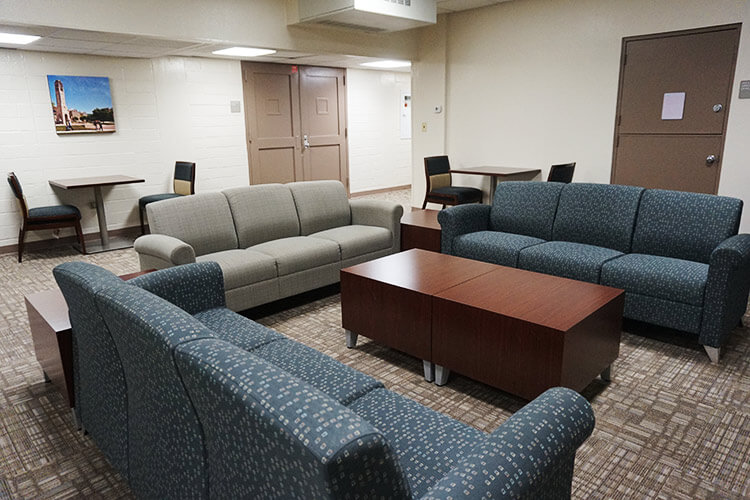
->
xmin=706 ymin=154 xmax=718 ymax=166
xmin=303 ymin=135 xmax=310 ymax=149
xmin=712 ymin=104 xmax=723 ymax=113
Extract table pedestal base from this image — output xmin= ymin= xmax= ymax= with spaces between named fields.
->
xmin=75 ymin=235 xmax=136 ymax=254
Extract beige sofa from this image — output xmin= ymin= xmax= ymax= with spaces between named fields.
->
xmin=134 ymin=180 xmax=403 ymax=311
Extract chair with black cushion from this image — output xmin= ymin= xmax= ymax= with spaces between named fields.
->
xmin=547 ymin=162 xmax=576 ymax=183
xmin=422 ymin=155 xmax=483 ymax=209
xmin=139 ymin=161 xmax=195 ymax=234
xmin=7 ymin=172 xmax=86 ymax=262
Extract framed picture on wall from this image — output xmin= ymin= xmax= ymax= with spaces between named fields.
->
xmin=47 ymin=75 xmax=116 ymax=134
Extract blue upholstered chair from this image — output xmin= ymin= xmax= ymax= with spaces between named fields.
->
xmin=547 ymin=162 xmax=576 ymax=183
xmin=7 ymin=172 xmax=86 ymax=262
xmin=138 ymin=161 xmax=195 ymax=234
xmin=422 ymin=155 xmax=482 ymax=209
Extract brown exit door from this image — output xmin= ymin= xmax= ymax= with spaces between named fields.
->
xmin=611 ymin=24 xmax=740 ymax=194
xmin=243 ymin=62 xmax=349 ymax=189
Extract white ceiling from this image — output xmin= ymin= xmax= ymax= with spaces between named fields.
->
xmin=0 ymin=1 xmax=508 ymax=70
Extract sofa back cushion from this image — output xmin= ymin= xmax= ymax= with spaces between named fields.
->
xmin=632 ymin=189 xmax=742 ymax=263
xmin=490 ymin=181 xmax=565 ymax=239
xmin=223 ymin=184 xmax=300 ymax=248
xmin=175 ymin=338 xmax=411 ymax=499
xmin=147 ymin=192 xmax=238 ymax=256
xmin=288 ymin=180 xmax=351 ymax=235
xmin=553 ymin=183 xmax=644 ymax=252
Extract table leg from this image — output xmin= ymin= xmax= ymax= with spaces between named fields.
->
xmin=345 ymin=330 xmax=358 ymax=348
xmin=93 ymin=185 xmax=109 ymax=247
xmin=423 ymin=360 xmax=434 ymax=382
xmin=488 ymin=178 xmax=498 ymax=203
xmin=434 ymin=365 xmax=450 ymax=386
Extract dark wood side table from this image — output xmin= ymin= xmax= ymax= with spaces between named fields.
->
xmin=25 ymin=270 xmax=152 ymax=409
xmin=401 ymin=209 xmax=442 ymax=252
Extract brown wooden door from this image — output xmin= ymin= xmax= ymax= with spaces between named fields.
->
xmin=300 ymin=66 xmax=349 ymax=189
xmin=611 ymin=24 xmax=740 ymax=194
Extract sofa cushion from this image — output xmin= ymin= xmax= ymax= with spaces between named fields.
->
xmin=193 ymin=307 xmax=284 ymax=351
xmin=223 ymin=184 xmax=300 ymax=248
xmin=349 ymin=387 xmax=483 ymax=498
xmin=195 ymin=249 xmax=277 ymax=291
xmin=601 ymin=254 xmax=708 ymax=306
xmin=147 ymin=191 xmax=238 ymax=256
xmin=631 ymin=189 xmax=742 ymax=264
xmin=249 ymin=236 xmax=340 ymax=276
xmin=453 ymin=231 xmax=545 ymax=267
xmin=620 ymin=292 xmax=703 ymax=334
xmin=518 ymin=241 xmax=623 ymax=283
xmin=288 ymin=180 xmax=351 ymax=235
xmin=252 ymin=339 xmax=383 ymax=405
xmin=309 ymin=225 xmax=392 ymax=260
xmin=553 ymin=183 xmax=644 ymax=253
xmin=490 ymin=181 xmax=565 ymax=239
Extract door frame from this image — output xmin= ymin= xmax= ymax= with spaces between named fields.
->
xmin=610 ymin=23 xmax=741 ymax=193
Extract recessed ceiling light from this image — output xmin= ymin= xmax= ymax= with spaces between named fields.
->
xmin=212 ymin=47 xmax=276 ymax=57
xmin=0 ymin=33 xmax=41 ymax=45
xmin=360 ymin=60 xmax=411 ymax=69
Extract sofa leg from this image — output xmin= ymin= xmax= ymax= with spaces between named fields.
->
xmin=422 ymin=360 xmax=434 ymax=382
xmin=703 ymin=345 xmax=720 ymax=364
xmin=434 ymin=365 xmax=450 ymax=386
xmin=600 ymin=365 xmax=612 ymax=382
xmin=345 ymin=330 xmax=358 ymax=348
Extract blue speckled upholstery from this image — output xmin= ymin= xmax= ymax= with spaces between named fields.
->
xmin=194 ymin=307 xmax=284 ymax=350
xmin=552 ymin=183 xmax=644 ymax=253
xmin=440 ymin=181 xmax=750 ymax=352
xmin=489 ymin=181 xmax=565 ymax=239
xmin=52 ymin=263 xmax=130 ymax=479
xmin=138 ymin=192 xmax=181 ymax=209
xmin=454 ymin=231 xmax=545 ymax=267
xmin=519 ymin=241 xmax=623 ymax=283
xmin=28 ymin=204 xmax=81 ymax=219
xmin=130 ymin=261 xmax=226 ymax=314
xmin=632 ymin=189 xmax=742 ymax=264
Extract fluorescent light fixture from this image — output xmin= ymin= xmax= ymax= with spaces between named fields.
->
xmin=0 ymin=32 xmax=41 ymax=45
xmin=360 ymin=60 xmax=411 ymax=69
xmin=212 ymin=47 xmax=276 ymax=57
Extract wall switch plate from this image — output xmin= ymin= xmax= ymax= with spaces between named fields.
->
xmin=230 ymin=100 xmax=241 ymax=112
xmin=433 ymin=105 xmax=442 ymax=113
xmin=740 ymin=80 xmax=750 ymax=99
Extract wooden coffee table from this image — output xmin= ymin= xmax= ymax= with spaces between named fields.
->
xmin=341 ymin=249 xmax=624 ymax=399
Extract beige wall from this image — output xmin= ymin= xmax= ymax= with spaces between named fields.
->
xmin=412 ymin=0 xmax=750 ymax=229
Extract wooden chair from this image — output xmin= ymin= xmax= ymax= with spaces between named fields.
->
xmin=547 ymin=162 xmax=576 ymax=183
xmin=7 ymin=172 xmax=86 ymax=262
xmin=422 ymin=156 xmax=482 ymax=209
xmin=139 ymin=161 xmax=196 ymax=234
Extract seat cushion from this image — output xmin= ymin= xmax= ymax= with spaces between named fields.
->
xmin=489 ymin=181 xmax=565 ymax=239
xmin=348 ymin=388 xmax=484 ymax=498
xmin=139 ymin=193 xmax=181 ymax=208
xmin=309 ymin=225 xmax=392 ymax=260
xmin=601 ymin=253 xmax=708 ymax=306
xmin=195 ymin=249 xmax=277 ymax=291
xmin=453 ymin=230 xmax=545 ymax=267
xmin=518 ymin=241 xmax=623 ymax=283
xmin=249 ymin=236 xmax=340 ymax=276
xmin=223 ymin=184 xmax=301 ymax=248
xmin=28 ymin=204 xmax=80 ymax=220
xmin=193 ymin=307 xmax=284 ymax=351
xmin=430 ymin=186 xmax=482 ymax=203
xmin=252 ymin=339 xmax=383 ymax=405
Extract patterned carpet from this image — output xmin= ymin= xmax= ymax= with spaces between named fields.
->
xmin=1 ymin=190 xmax=749 ymax=499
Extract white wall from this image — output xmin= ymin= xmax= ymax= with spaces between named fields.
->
xmin=347 ymin=68 xmax=411 ymax=193
xmin=0 ymin=49 xmax=247 ymax=247
xmin=411 ymin=0 xmax=750 ymax=230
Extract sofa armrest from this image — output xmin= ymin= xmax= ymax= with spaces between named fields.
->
xmin=700 ymin=233 xmax=750 ymax=347
xmin=349 ymin=199 xmax=404 ymax=252
xmin=437 ymin=204 xmax=491 ymax=255
xmin=129 ymin=262 xmax=226 ymax=314
xmin=134 ymin=234 xmax=196 ymax=270
xmin=421 ymin=387 xmax=595 ymax=500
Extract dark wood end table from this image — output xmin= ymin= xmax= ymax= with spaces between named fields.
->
xmin=401 ymin=209 xmax=441 ymax=252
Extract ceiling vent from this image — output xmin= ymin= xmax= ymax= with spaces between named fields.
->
xmin=293 ymin=0 xmax=436 ymax=32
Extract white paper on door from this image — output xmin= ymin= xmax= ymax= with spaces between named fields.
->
xmin=661 ymin=92 xmax=686 ymax=120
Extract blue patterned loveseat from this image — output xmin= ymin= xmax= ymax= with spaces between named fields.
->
xmin=439 ymin=181 xmax=750 ymax=363
xmin=54 ymin=261 xmax=595 ymax=499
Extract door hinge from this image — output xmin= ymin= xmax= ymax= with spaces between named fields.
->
xmin=615 ymin=135 xmax=620 ymax=148
xmin=623 ymin=53 xmax=627 ymax=65
xmin=345 ymin=127 xmax=348 ymax=138
xmin=617 ymin=115 xmax=622 ymax=126
xmin=343 ymin=75 xmax=346 ymax=86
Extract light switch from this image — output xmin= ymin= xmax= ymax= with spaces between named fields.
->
xmin=230 ymin=100 xmax=241 ymax=113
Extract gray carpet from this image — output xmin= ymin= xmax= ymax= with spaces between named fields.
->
xmin=1 ymin=201 xmax=749 ymax=498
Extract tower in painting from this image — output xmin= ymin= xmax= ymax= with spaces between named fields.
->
xmin=53 ymin=80 xmax=71 ymax=126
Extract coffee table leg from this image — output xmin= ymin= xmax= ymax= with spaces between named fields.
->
xmin=601 ymin=364 xmax=612 ymax=382
xmin=345 ymin=330 xmax=358 ymax=348
xmin=423 ymin=361 xmax=435 ymax=382
xmin=434 ymin=365 xmax=450 ymax=386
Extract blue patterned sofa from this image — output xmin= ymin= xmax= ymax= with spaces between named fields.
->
xmin=439 ymin=181 xmax=750 ymax=362
xmin=54 ymin=261 xmax=595 ymax=499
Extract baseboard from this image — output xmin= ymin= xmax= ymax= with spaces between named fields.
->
xmin=0 ymin=226 xmax=142 ymax=257
xmin=350 ymin=184 xmax=411 ymax=197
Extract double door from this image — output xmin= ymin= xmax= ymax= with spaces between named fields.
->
xmin=242 ymin=62 xmax=349 ymax=189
